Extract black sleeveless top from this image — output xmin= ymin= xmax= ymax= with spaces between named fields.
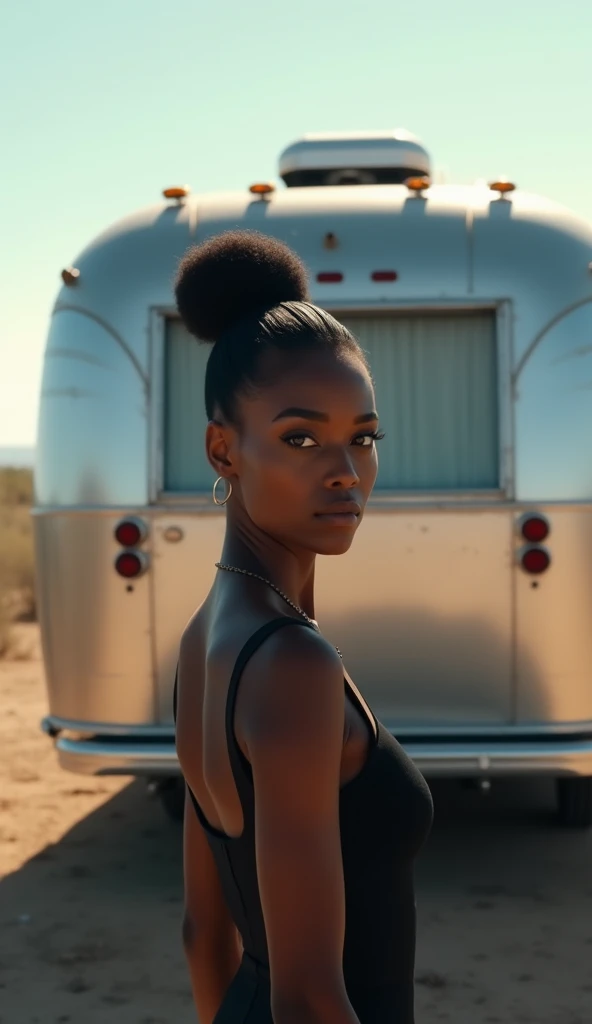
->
xmin=174 ymin=617 xmax=434 ymax=1024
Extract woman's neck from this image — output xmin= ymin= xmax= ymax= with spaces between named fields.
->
xmin=219 ymin=521 xmax=316 ymax=620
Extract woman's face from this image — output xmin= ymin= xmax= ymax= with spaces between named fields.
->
xmin=227 ymin=347 xmax=381 ymax=556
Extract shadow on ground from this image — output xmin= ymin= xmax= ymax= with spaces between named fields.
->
xmin=1 ymin=777 xmax=591 ymax=1024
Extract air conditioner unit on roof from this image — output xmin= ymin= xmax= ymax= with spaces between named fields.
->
xmin=278 ymin=130 xmax=431 ymax=188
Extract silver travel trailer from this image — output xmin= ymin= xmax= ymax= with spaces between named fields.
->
xmin=34 ymin=130 xmax=592 ymax=826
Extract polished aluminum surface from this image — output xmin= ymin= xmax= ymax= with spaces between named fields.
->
xmin=33 ymin=166 xmax=592 ymax=775
xmin=33 ymin=511 xmax=155 ymax=724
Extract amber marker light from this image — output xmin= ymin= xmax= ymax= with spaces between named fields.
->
xmin=489 ymin=179 xmax=516 ymax=195
xmin=404 ymin=176 xmax=430 ymax=195
xmin=61 ymin=267 xmax=80 ymax=286
xmin=249 ymin=182 xmax=276 ymax=196
xmin=162 ymin=186 xmax=191 ymax=199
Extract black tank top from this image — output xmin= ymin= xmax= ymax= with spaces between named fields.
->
xmin=174 ymin=617 xmax=434 ymax=1024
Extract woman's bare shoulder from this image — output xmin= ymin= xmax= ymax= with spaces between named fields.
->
xmin=235 ymin=623 xmax=345 ymax=752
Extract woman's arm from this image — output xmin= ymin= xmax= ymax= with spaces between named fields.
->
xmin=182 ymin=784 xmax=243 ymax=1024
xmin=239 ymin=625 xmax=361 ymax=1024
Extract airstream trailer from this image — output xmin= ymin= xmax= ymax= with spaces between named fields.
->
xmin=34 ymin=130 xmax=592 ymax=827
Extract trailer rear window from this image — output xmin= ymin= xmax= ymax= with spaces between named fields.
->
xmin=163 ymin=319 xmax=212 ymax=493
xmin=340 ymin=311 xmax=499 ymax=490
xmin=163 ymin=311 xmax=499 ymax=493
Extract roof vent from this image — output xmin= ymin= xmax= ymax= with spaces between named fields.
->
xmin=279 ymin=130 xmax=431 ymax=188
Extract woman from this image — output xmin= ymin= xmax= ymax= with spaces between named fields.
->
xmin=173 ymin=230 xmax=434 ymax=1024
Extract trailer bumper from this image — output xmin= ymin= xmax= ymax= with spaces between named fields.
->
xmin=41 ymin=717 xmax=592 ymax=778
xmin=403 ymin=738 xmax=592 ymax=777
xmin=41 ymin=717 xmax=179 ymax=776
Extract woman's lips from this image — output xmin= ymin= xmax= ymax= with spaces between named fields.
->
xmin=313 ymin=511 xmax=360 ymax=526
xmin=313 ymin=503 xmax=360 ymax=528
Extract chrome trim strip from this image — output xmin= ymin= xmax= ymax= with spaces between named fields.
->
xmin=51 ymin=733 xmax=592 ymax=778
xmin=41 ymin=715 xmax=173 ymax=738
xmin=382 ymin=722 xmax=592 ymax=738
xmin=43 ymin=715 xmax=592 ymax=740
xmin=31 ymin=498 xmax=592 ymax=517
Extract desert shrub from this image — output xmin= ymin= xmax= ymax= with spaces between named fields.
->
xmin=0 ymin=603 xmax=11 ymax=657
xmin=0 ymin=507 xmax=34 ymax=592
xmin=0 ymin=469 xmax=36 ymax=650
xmin=0 ymin=467 xmax=33 ymax=507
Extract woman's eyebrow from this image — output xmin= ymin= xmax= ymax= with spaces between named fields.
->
xmin=272 ymin=407 xmax=378 ymax=424
xmin=272 ymin=407 xmax=328 ymax=422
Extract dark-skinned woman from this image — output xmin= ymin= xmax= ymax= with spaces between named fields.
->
xmin=173 ymin=230 xmax=434 ymax=1024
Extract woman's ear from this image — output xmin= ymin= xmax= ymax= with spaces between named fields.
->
xmin=205 ymin=419 xmax=236 ymax=477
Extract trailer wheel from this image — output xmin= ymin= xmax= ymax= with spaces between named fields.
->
xmin=556 ymin=777 xmax=592 ymax=828
xmin=160 ymin=778 xmax=185 ymax=823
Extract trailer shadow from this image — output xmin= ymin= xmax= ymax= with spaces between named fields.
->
xmin=0 ymin=780 xmax=193 ymax=1021
xmin=0 ymin=772 xmax=582 ymax=908
xmin=329 ymin=604 xmax=552 ymax=727
xmin=1 ymin=774 xmax=591 ymax=1021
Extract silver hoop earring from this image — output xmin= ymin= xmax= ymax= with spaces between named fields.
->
xmin=212 ymin=476 xmax=232 ymax=506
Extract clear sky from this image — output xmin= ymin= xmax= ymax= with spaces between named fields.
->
xmin=1 ymin=0 xmax=590 ymax=445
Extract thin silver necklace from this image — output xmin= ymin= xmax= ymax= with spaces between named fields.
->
xmin=215 ymin=561 xmax=342 ymax=657
xmin=213 ymin=565 xmax=340 ymax=659
xmin=213 ymin=565 xmax=344 ymax=659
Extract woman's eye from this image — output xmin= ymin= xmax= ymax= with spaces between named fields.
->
xmin=353 ymin=431 xmax=385 ymax=447
xmin=283 ymin=430 xmax=384 ymax=449
xmin=284 ymin=434 xmax=317 ymax=448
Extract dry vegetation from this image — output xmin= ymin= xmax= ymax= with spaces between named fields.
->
xmin=0 ymin=468 xmax=36 ymax=657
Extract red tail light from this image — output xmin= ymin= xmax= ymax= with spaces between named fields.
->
xmin=371 ymin=270 xmax=398 ymax=282
xmin=520 ymin=514 xmax=550 ymax=543
xmin=316 ymin=272 xmax=343 ymax=283
xmin=114 ymin=517 xmax=146 ymax=546
xmin=115 ymin=551 xmax=148 ymax=579
xmin=520 ymin=546 xmax=551 ymax=575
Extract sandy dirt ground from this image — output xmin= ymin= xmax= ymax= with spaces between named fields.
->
xmin=1 ymin=625 xmax=591 ymax=1024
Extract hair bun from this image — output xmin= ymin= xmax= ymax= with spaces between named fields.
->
xmin=174 ymin=230 xmax=309 ymax=343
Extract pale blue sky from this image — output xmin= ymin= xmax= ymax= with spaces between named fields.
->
xmin=1 ymin=0 xmax=590 ymax=445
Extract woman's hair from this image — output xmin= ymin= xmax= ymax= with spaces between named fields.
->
xmin=174 ymin=230 xmax=368 ymax=423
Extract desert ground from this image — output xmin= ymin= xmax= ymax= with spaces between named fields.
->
xmin=1 ymin=624 xmax=591 ymax=1024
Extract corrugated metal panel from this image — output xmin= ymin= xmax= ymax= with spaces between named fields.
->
xmin=164 ymin=321 xmax=211 ymax=491
xmin=340 ymin=313 xmax=499 ymax=490
xmin=164 ymin=312 xmax=498 ymax=493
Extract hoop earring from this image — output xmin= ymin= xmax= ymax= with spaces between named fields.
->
xmin=212 ymin=476 xmax=232 ymax=506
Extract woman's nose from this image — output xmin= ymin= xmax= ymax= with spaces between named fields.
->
xmin=325 ymin=448 xmax=360 ymax=488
